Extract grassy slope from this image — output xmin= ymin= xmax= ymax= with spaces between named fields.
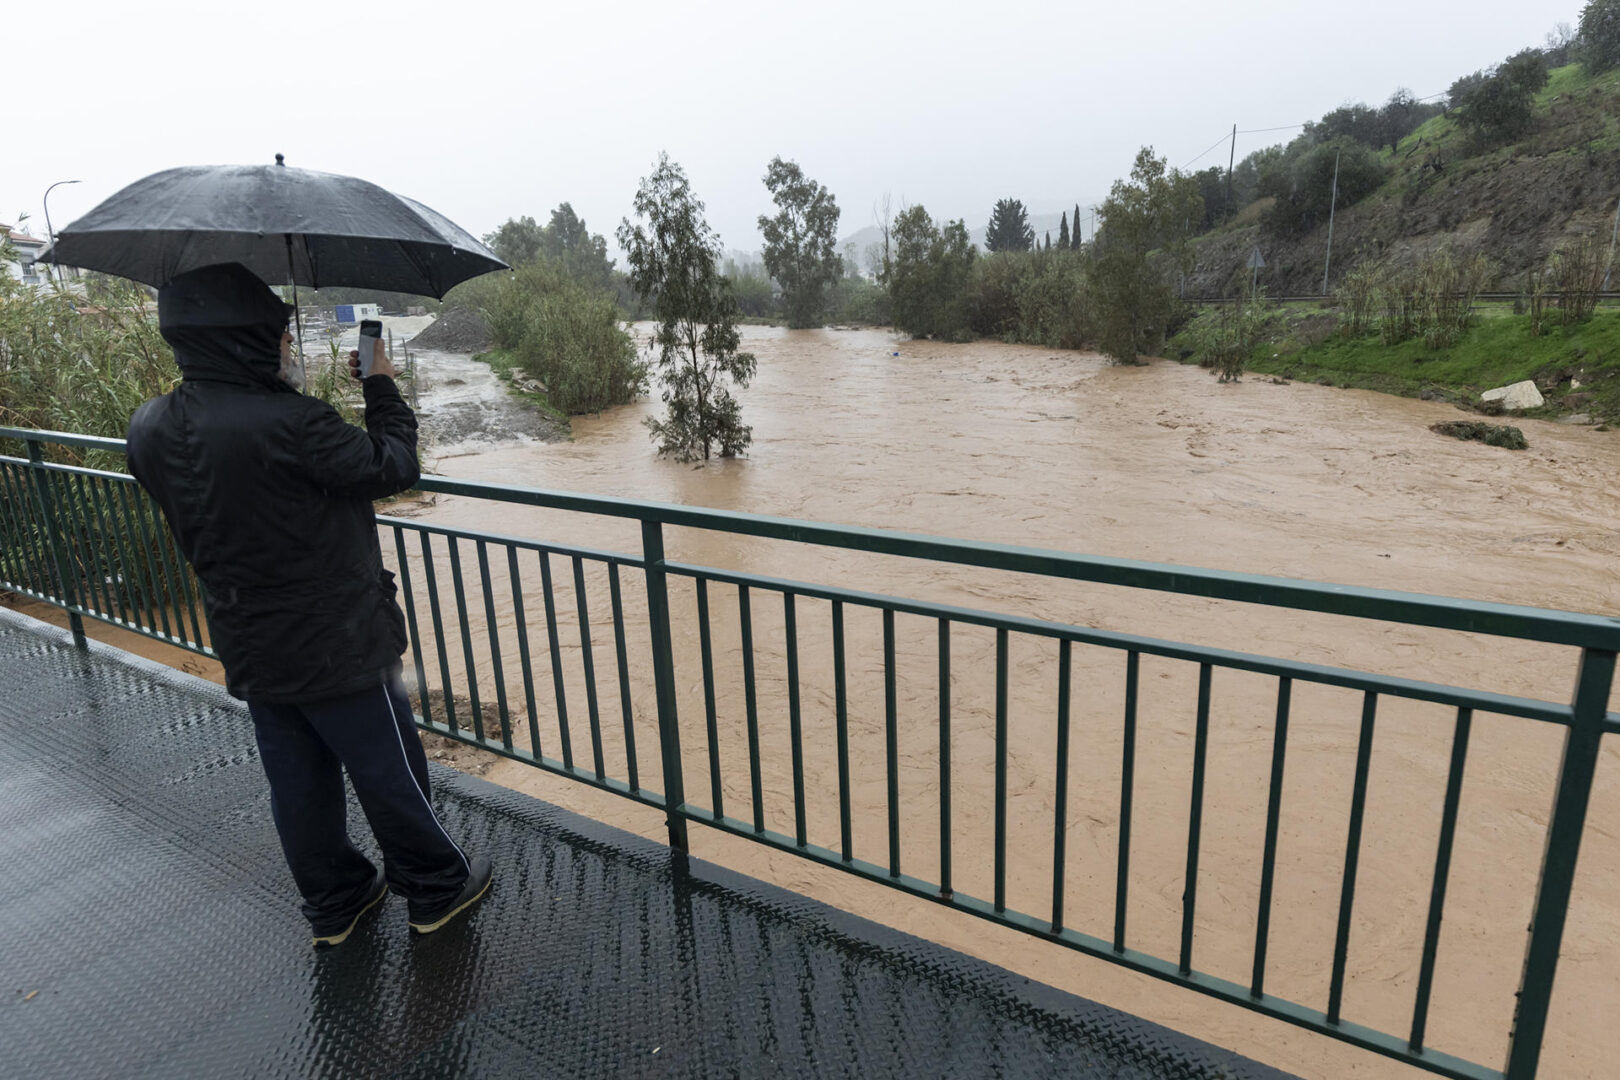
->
xmin=1172 ymin=303 xmax=1620 ymax=423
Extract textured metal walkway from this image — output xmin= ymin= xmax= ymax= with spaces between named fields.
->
xmin=0 ymin=607 xmax=1297 ymax=1079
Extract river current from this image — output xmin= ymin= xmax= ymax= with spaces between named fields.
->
xmin=396 ymin=324 xmax=1620 ymax=1080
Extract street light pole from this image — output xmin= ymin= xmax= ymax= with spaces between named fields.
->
xmin=43 ymin=180 xmax=81 ymax=289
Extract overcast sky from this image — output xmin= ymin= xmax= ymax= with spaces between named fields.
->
xmin=6 ymin=0 xmax=1583 ymax=268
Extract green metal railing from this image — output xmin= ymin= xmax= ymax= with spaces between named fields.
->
xmin=3 ymin=424 xmax=1617 ymax=1080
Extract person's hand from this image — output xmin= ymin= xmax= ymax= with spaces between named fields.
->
xmin=348 ymin=337 xmax=396 ymax=380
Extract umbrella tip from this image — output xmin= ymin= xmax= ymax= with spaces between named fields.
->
xmin=275 ymin=153 xmax=285 ymax=166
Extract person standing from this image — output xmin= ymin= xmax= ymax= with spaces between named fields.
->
xmin=126 ymin=263 xmax=491 ymax=947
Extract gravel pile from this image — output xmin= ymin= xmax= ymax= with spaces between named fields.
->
xmin=409 ymin=306 xmax=492 ymax=352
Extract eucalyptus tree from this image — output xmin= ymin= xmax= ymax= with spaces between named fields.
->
xmin=617 ymin=154 xmax=756 ymax=461
xmin=758 ymin=157 xmax=843 ymax=328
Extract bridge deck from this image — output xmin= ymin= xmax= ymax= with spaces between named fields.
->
xmin=0 ymin=606 xmax=1295 ymax=1079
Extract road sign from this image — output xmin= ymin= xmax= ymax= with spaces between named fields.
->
xmin=1247 ymin=247 xmax=1266 ymax=270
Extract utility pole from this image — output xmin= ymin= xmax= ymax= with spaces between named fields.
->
xmin=1321 ymin=148 xmax=1342 ymax=296
xmin=1224 ymin=124 xmax=1237 ymax=222
xmin=1604 ymin=194 xmax=1620 ymax=291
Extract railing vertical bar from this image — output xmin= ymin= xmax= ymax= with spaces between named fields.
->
xmin=394 ymin=527 xmax=433 ymax=727
xmin=112 ymin=481 xmax=158 ymax=635
xmin=1115 ymin=650 xmax=1140 ymax=953
xmin=128 ymin=482 xmax=183 ymax=639
xmin=1328 ymin=690 xmax=1380 ymax=1026
xmin=49 ymin=470 xmax=90 ymax=616
xmin=171 ymin=530 xmax=205 ymax=645
xmin=150 ymin=497 xmax=195 ymax=644
xmin=833 ymin=599 xmax=852 ymax=861
xmin=1504 ymin=648 xmax=1617 ymax=1080
xmin=938 ymin=617 xmax=952 ymax=897
xmin=1251 ymin=676 xmax=1293 ymax=998
xmin=476 ymin=541 xmax=513 ymax=750
xmin=608 ymin=564 xmax=637 ymax=792
xmin=739 ymin=584 xmax=764 ymax=833
xmin=539 ymin=550 xmax=572 ymax=769
xmin=418 ymin=531 xmax=459 ymax=734
xmin=787 ymin=592 xmax=807 ymax=847
xmin=0 ymin=464 xmax=35 ymax=593
xmin=640 ymin=520 xmax=687 ymax=851
xmin=886 ymin=607 xmax=901 ymax=878
xmin=507 ymin=547 xmax=540 ymax=757
xmin=1051 ymin=639 xmax=1073 ymax=933
xmin=572 ymin=556 xmax=606 ymax=778
xmin=64 ymin=473 xmax=108 ymax=619
xmin=128 ymin=489 xmax=175 ymax=640
xmin=994 ymin=626 xmax=1009 ymax=911
xmin=87 ymin=477 xmax=132 ymax=625
xmin=446 ymin=537 xmax=486 ymax=741
xmin=1410 ymin=706 xmax=1473 ymax=1053
xmin=1180 ymin=662 xmax=1214 ymax=976
xmin=16 ymin=462 xmax=55 ymax=599
xmin=27 ymin=441 xmax=83 ymax=644
xmin=697 ymin=577 xmax=724 ymax=818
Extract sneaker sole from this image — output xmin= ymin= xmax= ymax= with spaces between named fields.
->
xmin=408 ymin=874 xmax=493 ymax=935
xmin=312 ymin=882 xmax=388 ymax=949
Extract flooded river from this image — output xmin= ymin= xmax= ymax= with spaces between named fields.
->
xmin=403 ymin=325 xmax=1620 ymax=1079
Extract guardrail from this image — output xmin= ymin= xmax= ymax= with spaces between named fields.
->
xmin=3 ymin=424 xmax=1616 ymax=1080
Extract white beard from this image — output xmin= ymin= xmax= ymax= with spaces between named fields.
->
xmin=278 ymin=356 xmax=306 ymax=392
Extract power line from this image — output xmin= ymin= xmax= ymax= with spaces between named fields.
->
xmin=1237 ymin=123 xmax=1306 ymax=135
xmin=1182 ymin=132 xmax=1236 ymax=170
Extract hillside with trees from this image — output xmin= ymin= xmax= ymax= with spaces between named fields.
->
xmin=1189 ymin=22 xmax=1620 ymax=296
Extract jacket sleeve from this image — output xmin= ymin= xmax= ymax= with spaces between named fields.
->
xmin=298 ymin=375 xmax=421 ymax=501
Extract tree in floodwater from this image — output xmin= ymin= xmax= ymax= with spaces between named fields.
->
xmin=889 ymin=205 xmax=976 ymax=339
xmin=984 ymin=198 xmax=1034 ymax=252
xmin=617 ymin=153 xmax=756 ymax=462
xmin=1090 ymin=147 xmax=1202 ymax=363
xmin=758 ymin=157 xmax=843 ymax=328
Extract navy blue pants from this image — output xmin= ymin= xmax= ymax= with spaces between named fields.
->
xmin=247 ymin=672 xmax=469 ymax=929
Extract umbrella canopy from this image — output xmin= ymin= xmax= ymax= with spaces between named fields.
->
xmin=38 ymin=160 xmax=506 ymax=298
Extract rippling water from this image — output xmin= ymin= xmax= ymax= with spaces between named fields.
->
xmin=399 ymin=325 xmax=1620 ymax=1080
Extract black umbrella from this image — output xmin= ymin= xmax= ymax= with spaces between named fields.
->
xmin=39 ymin=156 xmax=507 ymax=298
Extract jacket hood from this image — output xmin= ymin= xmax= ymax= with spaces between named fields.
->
xmin=158 ymin=263 xmax=297 ymax=392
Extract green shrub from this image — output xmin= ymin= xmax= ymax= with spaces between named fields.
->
xmin=473 ymin=260 xmax=645 ymax=414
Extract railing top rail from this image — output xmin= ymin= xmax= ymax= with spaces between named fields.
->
xmin=410 ymin=474 xmax=1620 ymax=650
xmin=0 ymin=426 xmax=129 ymax=453
xmin=8 ymin=425 xmax=1618 ymax=651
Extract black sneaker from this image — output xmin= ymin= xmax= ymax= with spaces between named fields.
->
xmin=408 ymin=856 xmax=493 ymax=935
xmin=311 ymin=871 xmax=388 ymax=949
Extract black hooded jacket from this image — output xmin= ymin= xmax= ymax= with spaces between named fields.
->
xmin=126 ymin=263 xmax=419 ymax=703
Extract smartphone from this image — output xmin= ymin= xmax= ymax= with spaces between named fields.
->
xmin=358 ymin=320 xmax=384 ymax=377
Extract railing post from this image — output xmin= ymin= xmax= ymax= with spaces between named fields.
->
xmin=1504 ymin=647 xmax=1616 ymax=1079
xmin=641 ymin=520 xmax=688 ymax=852
xmin=25 ymin=437 xmax=86 ymax=648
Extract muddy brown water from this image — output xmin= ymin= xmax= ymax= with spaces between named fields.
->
xmin=388 ymin=326 xmax=1620 ymax=1080
xmin=26 ymin=324 xmax=1616 ymax=1079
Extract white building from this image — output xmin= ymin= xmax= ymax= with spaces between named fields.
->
xmin=1 ymin=224 xmax=48 ymax=286
xmin=1 ymin=224 xmax=82 ymax=289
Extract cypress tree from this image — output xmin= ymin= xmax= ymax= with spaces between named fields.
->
xmin=1058 ymin=212 xmax=1071 ymax=249
xmin=1044 ymin=231 xmax=1052 ymax=251
xmin=1072 ymin=203 xmax=1083 ymax=248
